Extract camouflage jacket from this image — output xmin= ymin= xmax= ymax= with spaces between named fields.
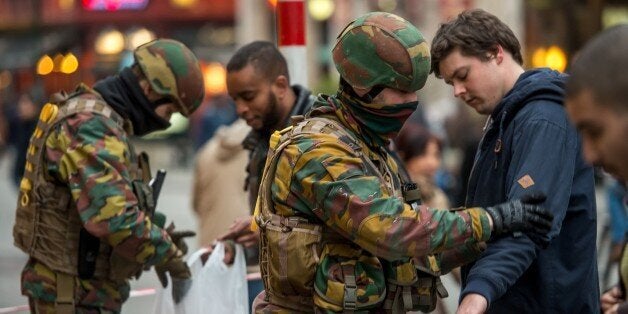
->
xmin=256 ymin=94 xmax=492 ymax=312
xmin=19 ymin=87 xmax=178 ymax=311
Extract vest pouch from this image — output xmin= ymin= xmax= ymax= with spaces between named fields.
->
xmin=411 ymin=270 xmax=448 ymax=313
xmin=24 ymin=183 xmax=75 ymax=273
xmin=264 ymin=220 xmax=322 ymax=299
xmin=382 ymin=259 xmax=447 ymax=313
xmin=313 ymin=243 xmax=386 ymax=312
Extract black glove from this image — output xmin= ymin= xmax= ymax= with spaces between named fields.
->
xmin=165 ymin=223 xmax=196 ymax=255
xmin=484 ymin=193 xmax=553 ymax=246
xmin=154 ymin=255 xmax=192 ymax=303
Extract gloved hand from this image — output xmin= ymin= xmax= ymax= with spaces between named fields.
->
xmin=154 ymin=254 xmax=192 ymax=303
xmin=484 ymin=193 xmax=554 ymax=247
xmin=165 ymin=223 xmax=196 ymax=255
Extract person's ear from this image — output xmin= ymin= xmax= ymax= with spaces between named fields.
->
xmin=273 ymin=75 xmax=290 ymax=98
xmin=494 ymin=44 xmax=505 ymax=64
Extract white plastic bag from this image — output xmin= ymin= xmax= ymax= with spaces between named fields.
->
xmin=154 ymin=243 xmax=249 ymax=314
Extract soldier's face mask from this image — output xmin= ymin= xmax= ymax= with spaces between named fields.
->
xmin=338 ymin=87 xmax=419 ymax=140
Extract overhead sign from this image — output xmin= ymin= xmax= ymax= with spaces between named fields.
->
xmin=82 ymin=0 xmax=150 ymax=11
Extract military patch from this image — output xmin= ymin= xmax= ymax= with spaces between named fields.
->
xmin=517 ymin=174 xmax=535 ymax=189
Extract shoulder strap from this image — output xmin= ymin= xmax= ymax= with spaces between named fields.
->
xmin=56 ymin=97 xmax=125 ymax=130
xmin=254 ymin=116 xmax=365 ymax=226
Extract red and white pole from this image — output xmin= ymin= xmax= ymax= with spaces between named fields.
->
xmin=276 ymin=0 xmax=307 ymax=86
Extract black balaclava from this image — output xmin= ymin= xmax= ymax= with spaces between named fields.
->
xmin=93 ymin=67 xmax=171 ymax=136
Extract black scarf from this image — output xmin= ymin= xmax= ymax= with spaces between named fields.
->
xmin=93 ymin=67 xmax=170 ymax=136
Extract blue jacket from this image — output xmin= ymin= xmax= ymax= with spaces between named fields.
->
xmin=461 ymin=69 xmax=599 ymax=313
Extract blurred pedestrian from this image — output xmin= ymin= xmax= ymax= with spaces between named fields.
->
xmin=395 ymin=122 xmax=449 ymax=209
xmin=252 ymin=11 xmax=553 ymax=313
xmin=12 ymin=39 xmax=203 ymax=313
xmin=565 ymin=24 xmax=628 ymax=314
xmin=7 ymin=93 xmax=40 ymax=187
xmin=431 ymin=9 xmax=598 ymax=313
xmin=191 ymin=119 xmax=250 ymax=246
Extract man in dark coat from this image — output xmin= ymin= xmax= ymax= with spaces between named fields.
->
xmin=431 ymin=9 xmax=598 ymax=313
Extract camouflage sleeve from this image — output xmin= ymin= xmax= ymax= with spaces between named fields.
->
xmin=45 ymin=112 xmax=177 ymax=266
xmin=434 ymin=241 xmax=487 ymax=274
xmin=272 ymin=132 xmax=492 ymax=261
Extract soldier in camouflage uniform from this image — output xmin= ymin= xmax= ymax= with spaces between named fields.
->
xmin=252 ymin=12 xmax=554 ymax=313
xmin=13 ymin=39 xmax=204 ymax=313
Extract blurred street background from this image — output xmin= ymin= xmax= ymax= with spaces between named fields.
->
xmin=0 ymin=0 xmax=626 ymax=313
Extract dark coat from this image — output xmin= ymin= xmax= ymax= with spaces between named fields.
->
xmin=462 ymin=68 xmax=599 ymax=313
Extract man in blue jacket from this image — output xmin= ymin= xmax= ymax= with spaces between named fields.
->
xmin=431 ymin=9 xmax=598 ymax=313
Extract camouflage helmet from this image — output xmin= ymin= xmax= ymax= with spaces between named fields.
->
xmin=332 ymin=12 xmax=430 ymax=93
xmin=134 ymin=39 xmax=204 ymax=117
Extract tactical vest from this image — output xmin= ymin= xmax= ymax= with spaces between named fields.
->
xmin=13 ymin=88 xmax=153 ymax=296
xmin=255 ymin=116 xmax=447 ymax=313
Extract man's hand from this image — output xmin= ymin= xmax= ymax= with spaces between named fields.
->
xmin=200 ymin=240 xmax=236 ymax=265
xmin=483 ymin=193 xmax=553 ymax=247
xmin=601 ymin=286 xmax=623 ymax=313
xmin=165 ymin=223 xmax=196 ymax=255
xmin=154 ymin=254 xmax=192 ymax=303
xmin=457 ymin=293 xmax=488 ymax=314
xmin=219 ymin=216 xmax=259 ymax=248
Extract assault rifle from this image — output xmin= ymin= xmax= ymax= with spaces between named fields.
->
xmin=149 ymin=169 xmax=167 ymax=228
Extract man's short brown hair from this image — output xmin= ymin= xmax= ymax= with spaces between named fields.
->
xmin=430 ymin=9 xmax=523 ymax=77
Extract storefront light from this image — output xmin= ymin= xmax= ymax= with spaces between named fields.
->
xmin=203 ymin=62 xmax=227 ymax=95
xmin=58 ymin=0 xmax=74 ymax=10
xmin=532 ymin=47 xmax=547 ymax=69
xmin=170 ymin=0 xmax=197 ymax=8
xmin=36 ymin=55 xmax=54 ymax=75
xmin=308 ymin=0 xmax=334 ymax=21
xmin=52 ymin=53 xmax=65 ymax=72
xmin=545 ymin=45 xmax=567 ymax=73
xmin=127 ymin=28 xmax=155 ymax=50
xmin=95 ymin=29 xmax=126 ymax=55
xmin=532 ymin=46 xmax=567 ymax=72
xmin=60 ymin=53 xmax=79 ymax=74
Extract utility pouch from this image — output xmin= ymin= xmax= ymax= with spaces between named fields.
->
xmin=313 ymin=243 xmax=387 ymax=312
xmin=383 ymin=259 xmax=447 ymax=313
xmin=412 ymin=270 xmax=448 ymax=313
xmin=262 ymin=216 xmax=322 ymax=298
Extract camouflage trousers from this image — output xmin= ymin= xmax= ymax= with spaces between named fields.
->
xmin=28 ymin=298 xmax=118 ymax=314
